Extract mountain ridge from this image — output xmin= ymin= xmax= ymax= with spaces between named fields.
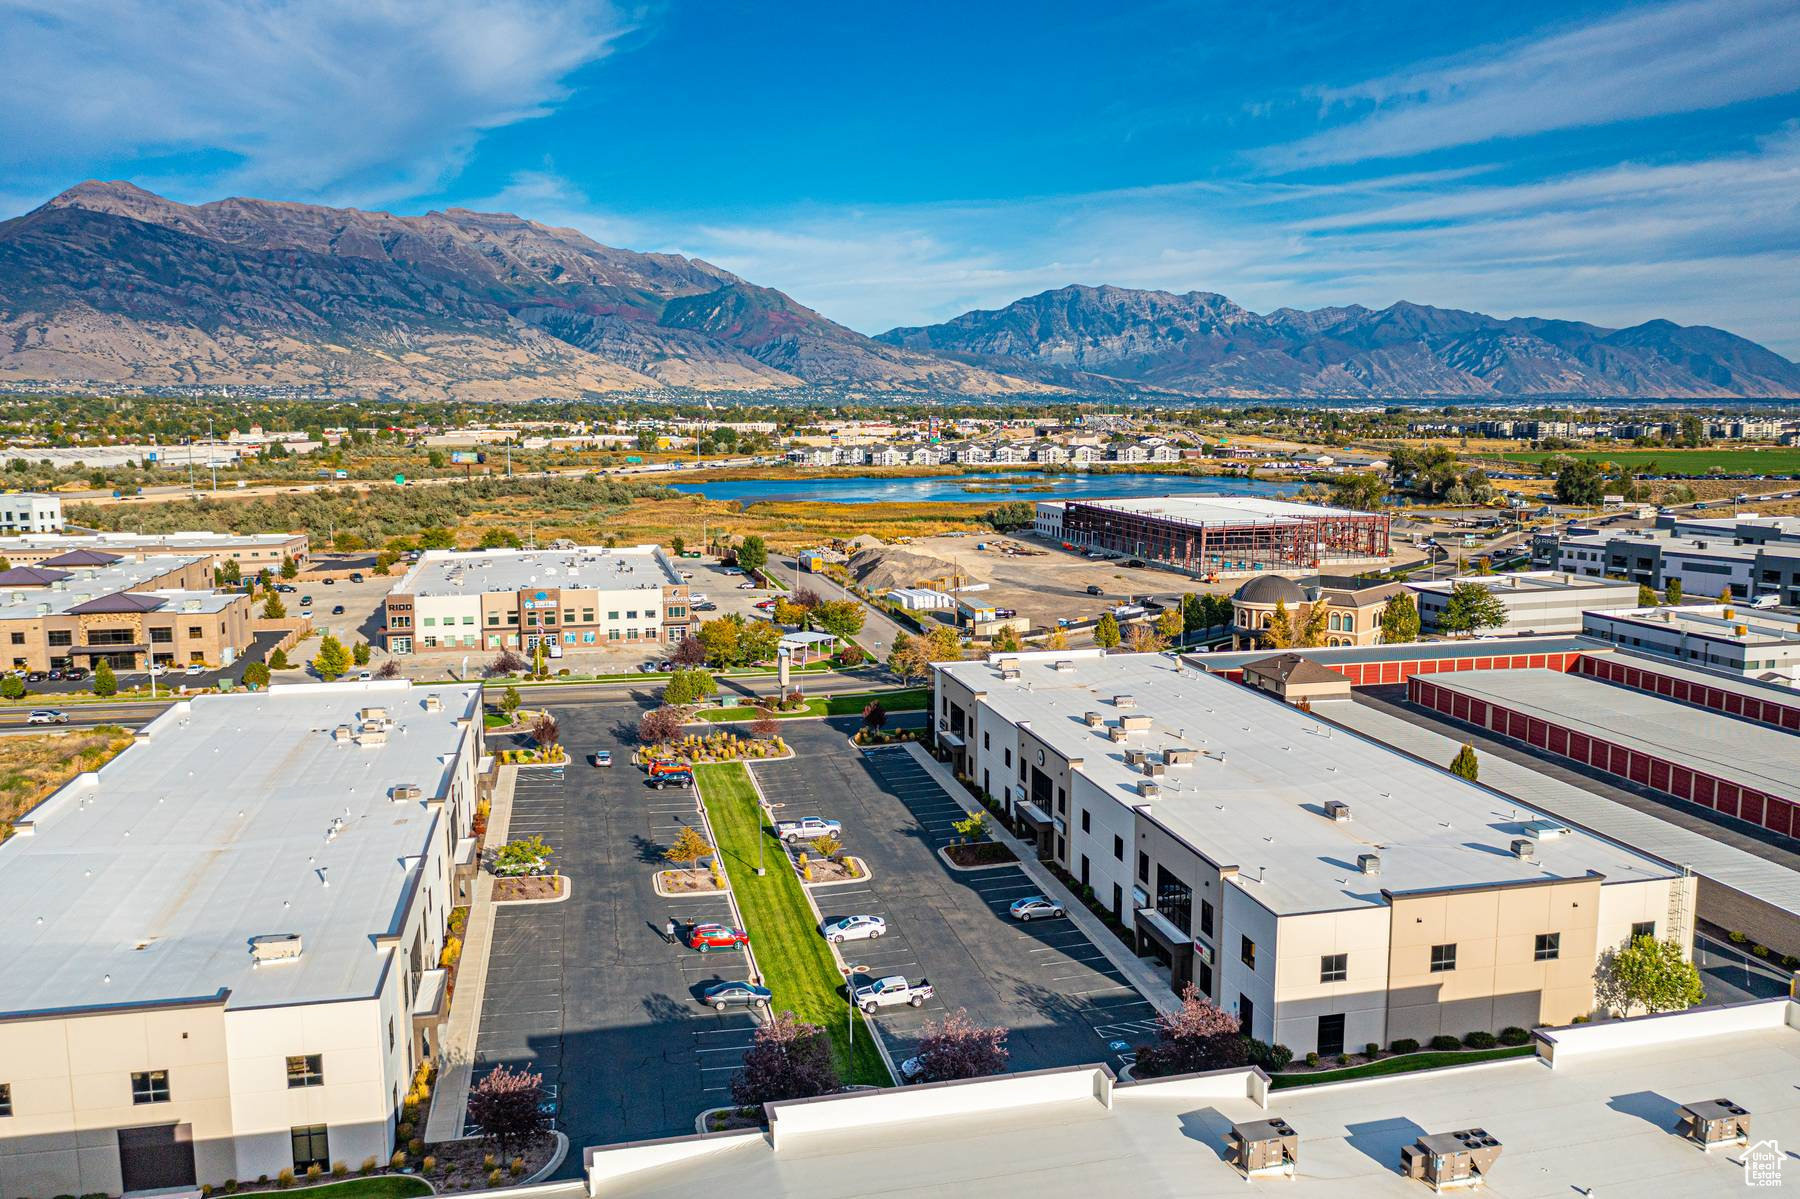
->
xmin=878 ymin=283 xmax=1800 ymax=398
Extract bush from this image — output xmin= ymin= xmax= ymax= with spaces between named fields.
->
xmin=421 ymin=1158 xmax=436 ymax=1174
xmin=487 ymin=1170 xmax=503 ymax=1188
xmin=331 ymin=1162 xmax=348 ymax=1179
xmin=1390 ymin=1038 xmax=1420 ymax=1055
xmin=510 ymin=1157 xmax=526 ymax=1176
xmin=407 ymin=1138 xmax=424 ymax=1156
xmin=1304 ymin=1051 xmax=1320 ymax=1068
xmin=1428 ymin=1035 xmax=1463 ymax=1051
xmin=224 ymin=1181 xmax=239 ymax=1194
xmin=1243 ymin=1038 xmax=1293 ymax=1072
xmin=1497 ymin=1026 xmax=1531 ymax=1046
xmin=359 ymin=1158 xmax=377 ymax=1175
xmin=304 ymin=1165 xmax=322 ymax=1182
xmin=1364 ymin=1042 xmax=1381 ymax=1058
xmin=276 ymin=1170 xmax=294 ymax=1189
xmin=1336 ymin=1054 xmax=1350 ymax=1066
xmin=201 ymin=1185 xmax=214 ymax=1197
xmin=1463 ymin=1030 xmax=1498 ymax=1049
xmin=390 ymin=1153 xmax=406 ymax=1170
xmin=396 ymin=1122 xmax=413 ymax=1140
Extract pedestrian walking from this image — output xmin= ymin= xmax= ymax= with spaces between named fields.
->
xmin=664 ymin=917 xmax=678 ymax=944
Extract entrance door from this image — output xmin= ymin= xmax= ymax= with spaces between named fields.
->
xmin=118 ymin=1124 xmax=196 ymax=1193
xmin=1316 ymin=1012 xmax=1346 ymax=1058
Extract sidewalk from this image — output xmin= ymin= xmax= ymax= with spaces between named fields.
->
xmin=898 ymin=742 xmax=1180 ymax=1017
xmin=424 ymin=766 xmax=517 ymax=1142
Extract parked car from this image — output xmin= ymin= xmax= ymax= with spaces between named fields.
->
xmin=300 ymin=608 xmax=313 ymax=618
xmin=322 ymin=577 xmax=335 ymax=586
xmin=639 ymin=661 xmax=660 ymax=673
xmin=62 ymin=667 xmax=88 ymax=682
xmin=700 ymin=980 xmax=771 ymax=1011
xmin=821 ymin=914 xmax=886 ymax=944
xmin=24 ymin=671 xmax=45 ymax=682
xmin=492 ymin=853 xmax=549 ymax=878
xmin=592 ymin=749 xmax=613 ymax=767
xmin=275 ymin=583 xmax=296 ymax=593
xmin=184 ymin=664 xmax=205 ymax=676
xmin=349 ymin=572 xmax=365 ymax=583
xmin=694 ymin=601 xmax=718 ymax=612
xmin=657 ymin=659 xmax=674 ymax=671
xmin=646 ymin=758 xmax=690 ymax=777
xmin=26 ymin=710 xmax=68 ymax=725
xmin=356 ymin=671 xmax=372 ymax=681
xmin=898 ymin=1055 xmax=927 ymax=1083
xmin=1086 ymin=585 xmax=1104 ymax=596
xmin=753 ymin=599 xmax=778 ymax=611
xmin=331 ymin=605 xmax=346 ymax=615
xmin=686 ymin=923 xmax=749 ymax=953
xmin=737 ymin=581 xmax=759 ymax=590
xmin=852 ymin=975 xmax=933 ymax=1013
xmin=649 ymin=770 xmax=695 ymax=790
xmin=688 ymin=592 xmax=708 ymax=603
xmin=777 ymin=816 xmax=842 ymax=843
xmin=300 ymin=594 xmax=314 ymax=605
xmin=1008 ymin=896 xmax=1066 ymax=922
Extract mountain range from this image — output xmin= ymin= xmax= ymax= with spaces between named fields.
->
xmin=1 ymin=183 xmax=1796 ymax=400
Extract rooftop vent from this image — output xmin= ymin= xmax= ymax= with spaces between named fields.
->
xmin=1113 ymin=694 xmax=1136 ymax=709
xmin=423 ymin=695 xmax=443 ymax=712
xmin=1511 ymin=838 xmax=1535 ymax=861
xmin=1137 ymin=780 xmax=1160 ymax=799
xmin=1084 ymin=711 xmax=1105 ymax=728
xmin=1165 ymin=748 xmax=1198 ymax=767
xmin=390 ymin=783 xmax=423 ymax=803
xmin=1053 ymin=660 xmax=1076 ymax=673
xmin=1119 ymin=714 xmax=1152 ymax=732
xmin=999 ymin=667 xmax=1021 ymax=681
xmin=1523 ymin=820 xmax=1571 ymax=842
xmin=1357 ymin=853 xmax=1381 ymax=876
xmin=1324 ymin=800 xmax=1352 ymax=822
xmin=249 ymin=933 xmax=303 ymax=964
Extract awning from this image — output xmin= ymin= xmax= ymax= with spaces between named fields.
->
xmin=71 ymin=643 xmax=145 ymax=655
xmin=454 ymin=837 xmax=478 ymax=868
xmin=1135 ymin=907 xmax=1195 ymax=958
xmin=1017 ymin=800 xmax=1055 ymax=829
xmin=937 ymin=731 xmax=965 ymax=749
xmin=411 ymin=968 xmax=448 ymax=1022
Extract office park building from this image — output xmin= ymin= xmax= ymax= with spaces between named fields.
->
xmin=382 ymin=546 xmax=692 ymax=655
xmin=0 ymin=683 xmax=485 ymax=1197
xmin=932 ymin=651 xmax=1691 ymax=1056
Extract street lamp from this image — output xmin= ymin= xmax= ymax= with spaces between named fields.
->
xmin=758 ymin=802 xmax=784 ymax=877
xmin=840 ymin=963 xmax=870 ymax=1053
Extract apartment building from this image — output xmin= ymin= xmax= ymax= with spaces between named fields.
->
xmin=1407 ymin=571 xmax=1642 ymax=635
xmin=932 ymin=651 xmax=1690 ymax=1055
xmin=0 ymin=555 xmax=253 ymax=671
xmin=0 ymin=493 xmax=63 ymax=534
xmin=0 ymin=531 xmax=308 ymax=574
xmin=0 ymin=683 xmax=484 ymax=1198
xmin=1580 ymin=604 xmax=1800 ymax=681
xmin=383 ymin=546 xmax=691 ymax=655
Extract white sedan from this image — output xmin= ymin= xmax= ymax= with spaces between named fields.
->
xmin=821 ymin=914 xmax=886 ymax=944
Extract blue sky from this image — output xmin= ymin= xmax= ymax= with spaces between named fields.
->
xmin=3 ymin=0 xmax=1799 ymax=353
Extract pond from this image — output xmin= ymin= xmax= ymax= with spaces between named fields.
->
xmin=667 ymin=472 xmax=1297 ymax=506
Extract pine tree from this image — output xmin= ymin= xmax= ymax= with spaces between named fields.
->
xmin=1094 ymin=612 xmax=1122 ymax=649
xmin=93 ymin=659 xmax=118 ymax=697
xmin=1449 ymin=743 xmax=1479 ymax=782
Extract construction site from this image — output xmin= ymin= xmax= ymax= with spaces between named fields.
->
xmin=1039 ymin=495 xmax=1391 ymax=576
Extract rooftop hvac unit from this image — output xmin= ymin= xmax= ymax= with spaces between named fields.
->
xmin=357 ymin=706 xmax=392 ymax=726
xmin=1084 ymin=711 xmax=1104 ymax=728
xmin=1676 ymin=1098 xmax=1751 ymax=1150
xmin=354 ymin=727 xmax=389 ymax=747
xmin=1113 ymin=694 xmax=1137 ymax=709
xmin=997 ymin=657 xmax=1021 ymax=672
xmin=1511 ymin=838 xmax=1535 ymax=861
xmin=1108 ymin=727 xmax=1129 ymax=743
xmin=1226 ymin=1118 xmax=1298 ymax=1180
xmin=1142 ymin=761 xmax=1166 ymax=778
xmin=1137 ymin=780 xmax=1160 ymax=799
xmin=999 ymin=667 xmax=1020 ymax=681
xmin=1119 ymin=714 xmax=1152 ymax=732
xmin=423 ymin=695 xmax=442 ymax=712
xmin=1401 ymin=1130 xmax=1501 ymax=1189
xmin=1053 ymin=660 xmax=1076 ymax=673
xmin=1165 ymin=748 xmax=1197 ymax=767
xmin=390 ymin=783 xmax=423 ymax=802
xmin=331 ymin=724 xmax=354 ymax=743
xmin=249 ymin=933 xmax=303 ymax=964
xmin=1324 ymin=800 xmax=1352 ymax=822
xmin=1357 ymin=853 xmax=1381 ymax=876
xmin=1523 ymin=820 xmax=1570 ymax=842
xmin=1123 ymin=748 xmax=1148 ymax=768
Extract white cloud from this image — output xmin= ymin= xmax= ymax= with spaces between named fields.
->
xmin=1276 ymin=0 xmax=1800 ymax=166
xmin=0 ymin=0 xmax=630 ymax=204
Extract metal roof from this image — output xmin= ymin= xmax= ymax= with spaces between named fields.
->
xmin=1188 ymin=634 xmax=1604 ymax=674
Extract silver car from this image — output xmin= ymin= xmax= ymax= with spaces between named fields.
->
xmin=821 ymin=914 xmax=886 ymax=943
xmin=1008 ymin=896 xmax=1066 ymax=922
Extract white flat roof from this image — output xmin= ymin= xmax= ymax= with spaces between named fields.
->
xmin=1408 ymin=571 xmax=1640 ymax=597
xmin=594 ymin=1005 xmax=1800 ymax=1199
xmin=0 ymin=530 xmax=300 ymax=549
xmin=0 ymin=681 xmax=482 ymax=1016
xmin=0 ymin=556 xmax=206 ymax=619
xmin=1063 ymin=495 xmax=1372 ymax=527
xmin=1587 ymin=605 xmax=1800 ymax=648
xmin=938 ymin=653 xmax=1674 ymax=915
xmin=393 ymin=545 xmax=679 ymax=598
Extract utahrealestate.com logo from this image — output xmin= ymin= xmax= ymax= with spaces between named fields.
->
xmin=1746 ymin=1139 xmax=1784 ymax=1188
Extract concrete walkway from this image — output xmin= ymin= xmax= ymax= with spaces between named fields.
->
xmin=424 ymin=766 xmax=518 ymax=1142
xmin=899 ymin=742 xmax=1181 ymax=1017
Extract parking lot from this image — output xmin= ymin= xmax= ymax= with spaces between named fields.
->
xmin=751 ymin=721 xmax=1164 ymax=1075
xmin=468 ymin=703 xmax=764 ymax=1161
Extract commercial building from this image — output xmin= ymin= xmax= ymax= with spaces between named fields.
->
xmin=1545 ymin=522 xmax=1800 ymax=603
xmin=0 ymin=555 xmax=253 ymax=672
xmin=1036 ymin=496 xmax=1390 ymax=576
xmin=0 ymin=682 xmax=485 ymax=1197
xmin=0 ymin=531 xmax=308 ymax=575
xmin=382 ymin=546 xmax=692 ymax=655
xmin=1572 ymin=651 xmax=1800 ymax=732
xmin=933 ymin=651 xmax=1689 ymax=1054
xmin=1193 ymin=634 xmax=1599 ymax=686
xmin=1408 ymin=668 xmax=1800 ymax=840
xmin=1580 ymin=604 xmax=1800 ymax=682
xmin=0 ymin=493 xmax=63 ymax=534
xmin=1228 ymin=575 xmax=1408 ymax=649
xmin=583 ymin=999 xmax=1800 ymax=1199
xmin=1407 ymin=571 xmax=1642 ymax=635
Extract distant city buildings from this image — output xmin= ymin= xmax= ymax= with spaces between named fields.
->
xmin=0 ymin=492 xmax=63 ymax=533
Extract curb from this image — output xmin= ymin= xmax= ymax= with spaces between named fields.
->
xmin=652 ymin=869 xmax=730 ymax=899
xmin=797 ymin=856 xmax=872 ymax=888
xmin=490 ymin=876 xmax=572 ymax=906
xmin=690 ymin=772 xmax=766 ymax=1003
xmin=521 ymin=1130 xmax=569 ymax=1184
xmin=935 ymin=845 xmax=1018 ymax=873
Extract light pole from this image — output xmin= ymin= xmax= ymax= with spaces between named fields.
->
xmin=841 ymin=963 xmax=869 ymax=1054
xmin=758 ymin=802 xmax=784 ymax=877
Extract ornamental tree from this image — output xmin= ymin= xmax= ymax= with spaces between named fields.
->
xmin=886 ymin=634 xmax=929 ymax=683
xmin=93 ymin=659 xmax=118 ymax=696
xmin=735 ymin=535 xmax=768 ymax=576
xmin=911 ymin=1009 xmax=1009 ymax=1082
xmin=729 ymin=1011 xmax=839 ymax=1107
xmin=1439 ymin=581 xmax=1509 ymax=636
xmin=312 ymin=635 xmax=351 ymax=681
xmin=465 ymin=1065 xmax=548 ymax=1159
xmin=1132 ymin=984 xmax=1246 ymax=1078
xmin=861 ymin=699 xmax=887 ymax=732
xmin=811 ymin=599 xmax=864 ymax=640
xmin=1595 ymin=935 xmax=1705 ymax=1016
xmin=529 ymin=711 xmax=561 ymax=751
xmin=1093 ymin=612 xmax=1122 ymax=649
xmin=637 ymin=705 xmax=684 ymax=746
xmin=664 ymin=825 xmax=714 ymax=871
xmin=670 ymin=634 xmax=708 ymax=668
xmin=486 ymin=648 xmax=527 ymax=677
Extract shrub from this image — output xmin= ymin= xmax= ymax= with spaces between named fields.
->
xmin=1428 ymin=1035 xmax=1462 ymax=1051
xmin=487 ymin=1170 xmax=503 ymax=1188
xmin=1390 ymin=1038 xmax=1420 ymax=1055
xmin=421 ymin=1158 xmax=436 ymax=1174
xmin=258 ymin=1177 xmax=270 ymax=1186
xmin=390 ymin=1153 xmax=407 ymax=1170
xmin=1497 ymin=1026 xmax=1530 ymax=1046
xmin=276 ymin=1170 xmax=294 ymax=1189
xmin=483 ymin=1155 xmax=497 ymax=1170
xmin=1463 ymin=1030 xmax=1498 ymax=1049
xmin=510 ymin=1158 xmax=526 ymax=1176
xmin=1336 ymin=1054 xmax=1350 ymax=1066
xmin=407 ymin=1138 xmax=424 ymax=1156
xmin=304 ymin=1165 xmax=322 ymax=1182
xmin=331 ymin=1162 xmax=348 ymax=1179
xmin=201 ymin=1185 xmax=214 ymax=1197
xmin=1304 ymin=1051 xmax=1320 ymax=1068
xmin=1364 ymin=1042 xmax=1381 ymax=1058
xmin=359 ymin=1158 xmax=377 ymax=1175
xmin=224 ymin=1181 xmax=239 ymax=1194
xmin=1244 ymin=1038 xmax=1293 ymax=1072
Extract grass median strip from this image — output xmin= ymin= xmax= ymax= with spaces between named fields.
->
xmin=697 ymin=762 xmax=891 ymax=1087
xmin=698 ymin=687 xmax=932 ymax=723
xmin=1268 ymin=1044 xmax=1533 ymax=1090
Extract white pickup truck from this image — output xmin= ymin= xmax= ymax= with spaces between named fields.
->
xmin=776 ymin=816 xmax=842 ymax=843
xmin=852 ymin=975 xmax=933 ymax=1013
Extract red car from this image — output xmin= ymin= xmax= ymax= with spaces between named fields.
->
xmin=686 ymin=923 xmax=750 ymax=953
xmin=753 ymin=599 xmax=778 ymax=611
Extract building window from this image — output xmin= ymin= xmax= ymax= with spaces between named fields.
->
xmin=291 ymin=1124 xmax=330 ymax=1172
xmin=1430 ymin=944 xmax=1457 ymax=973
xmin=1112 ymin=834 xmax=1124 ymax=861
xmin=1631 ymin=921 xmax=1656 ymax=941
xmin=187 ymin=625 xmax=203 ymax=638
xmin=0 ymin=1082 xmax=10 ymax=1117
xmin=1137 ymin=850 xmax=1148 ymax=883
xmin=1320 ymin=953 xmax=1348 ymax=984
xmin=1240 ymin=936 xmax=1256 ymax=970
xmin=48 ymin=629 xmax=73 ymax=646
xmin=388 ymin=1018 xmax=395 ymax=1052
xmin=7 ymin=632 xmax=21 ymax=645
xmin=1199 ymin=898 xmax=1214 ymax=938
xmin=1154 ymin=865 xmax=1192 ymax=935
xmin=286 ymin=1055 xmax=324 ymax=1088
xmin=1080 ymin=809 xmax=1090 ymax=834
xmin=131 ymin=1070 xmax=171 ymax=1104
xmin=1238 ymin=993 xmax=1254 ymax=1032
xmin=1004 ymin=748 xmax=1011 ymax=767
xmin=1535 ymin=932 xmax=1561 ymax=962
xmin=149 ymin=627 xmax=173 ymax=644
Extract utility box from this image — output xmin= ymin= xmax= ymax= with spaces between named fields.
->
xmin=1400 ymin=1129 xmax=1501 ymax=1190
xmin=1677 ymin=1098 xmax=1751 ymax=1150
xmin=1226 ymin=1117 xmax=1297 ymax=1180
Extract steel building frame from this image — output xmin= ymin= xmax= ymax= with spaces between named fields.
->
xmin=1060 ymin=502 xmax=1389 ymax=572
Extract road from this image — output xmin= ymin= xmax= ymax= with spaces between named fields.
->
xmin=766 ymin=554 xmax=909 ymax=663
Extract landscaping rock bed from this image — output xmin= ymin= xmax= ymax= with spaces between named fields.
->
xmin=943 ymin=841 xmax=1016 ymax=868
xmin=654 ymin=867 xmax=724 ymax=895
xmin=417 ymin=1130 xmax=558 ymax=1191
xmin=493 ymin=875 xmax=564 ymax=902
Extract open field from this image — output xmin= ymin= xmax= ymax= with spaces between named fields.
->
xmin=0 ymin=726 xmax=135 ymax=836
xmin=1496 ymin=447 xmax=1800 ymax=475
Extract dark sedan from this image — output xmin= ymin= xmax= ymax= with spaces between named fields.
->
xmin=700 ymin=981 xmax=772 ymax=1011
